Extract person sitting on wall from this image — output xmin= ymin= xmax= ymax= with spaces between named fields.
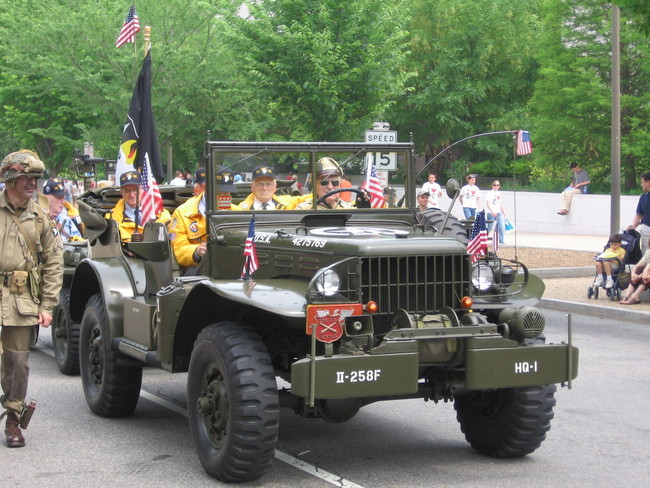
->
xmin=557 ymin=162 xmax=590 ymax=215
xmin=107 ymin=171 xmax=171 ymax=242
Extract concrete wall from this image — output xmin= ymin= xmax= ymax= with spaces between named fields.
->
xmin=438 ymin=190 xmax=641 ymax=235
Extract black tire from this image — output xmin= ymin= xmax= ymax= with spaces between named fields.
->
xmin=594 ymin=287 xmax=599 ymax=299
xmin=587 ymin=286 xmax=593 ymax=299
xmin=51 ymin=289 xmax=80 ymax=375
xmin=188 ymin=322 xmax=279 ymax=483
xmin=79 ymin=293 xmax=142 ymax=417
xmin=454 ymin=384 xmax=557 ymax=458
xmin=415 ymin=209 xmax=468 ymax=244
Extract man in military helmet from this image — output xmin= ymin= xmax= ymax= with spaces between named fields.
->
xmin=237 ymin=165 xmax=302 ymax=210
xmin=298 ymin=157 xmax=360 ymax=210
xmin=107 ymin=171 xmax=171 ymax=242
xmin=0 ymin=150 xmax=63 ymax=447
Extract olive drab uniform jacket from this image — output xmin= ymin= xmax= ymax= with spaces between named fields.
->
xmin=168 ymin=193 xmax=207 ymax=268
xmin=0 ymin=191 xmax=63 ymax=326
xmin=107 ymin=198 xmax=172 ymax=242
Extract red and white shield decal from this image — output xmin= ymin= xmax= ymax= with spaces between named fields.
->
xmin=306 ymin=304 xmax=363 ymax=344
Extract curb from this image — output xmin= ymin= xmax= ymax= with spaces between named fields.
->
xmin=539 ymin=297 xmax=650 ymax=322
xmin=531 ymin=267 xmax=593 ymax=279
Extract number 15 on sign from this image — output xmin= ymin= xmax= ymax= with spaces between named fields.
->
xmin=366 ymin=152 xmax=396 ymax=171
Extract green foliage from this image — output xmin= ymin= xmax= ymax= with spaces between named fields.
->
xmin=220 ymin=0 xmax=412 ymax=141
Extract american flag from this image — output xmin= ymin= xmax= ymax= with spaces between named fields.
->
xmin=241 ymin=215 xmax=259 ymax=279
xmin=467 ymin=211 xmax=488 ymax=263
xmin=140 ymin=156 xmax=163 ymax=225
xmin=116 ymin=4 xmax=140 ymax=48
xmin=362 ymin=160 xmax=386 ymax=208
xmin=516 ymin=130 xmax=533 ymax=156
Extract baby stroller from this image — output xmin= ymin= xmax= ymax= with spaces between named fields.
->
xmin=587 ymin=229 xmax=641 ymax=301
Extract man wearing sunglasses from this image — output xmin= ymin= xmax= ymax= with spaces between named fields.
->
xmin=237 ymin=165 xmax=302 ymax=210
xmin=298 ymin=157 xmax=362 ymax=210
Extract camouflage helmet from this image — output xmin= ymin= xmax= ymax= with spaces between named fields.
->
xmin=0 ymin=149 xmax=45 ymax=183
xmin=315 ymin=157 xmax=343 ymax=177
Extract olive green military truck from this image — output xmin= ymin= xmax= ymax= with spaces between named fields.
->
xmin=67 ymin=140 xmax=578 ymax=483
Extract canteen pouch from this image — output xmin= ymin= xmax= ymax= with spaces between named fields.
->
xmin=28 ymin=267 xmax=42 ymax=304
xmin=10 ymin=271 xmax=28 ymax=295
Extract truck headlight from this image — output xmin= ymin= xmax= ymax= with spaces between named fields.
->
xmin=471 ymin=263 xmax=494 ymax=292
xmin=315 ymin=269 xmax=340 ymax=296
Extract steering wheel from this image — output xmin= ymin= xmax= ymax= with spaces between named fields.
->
xmin=316 ymin=188 xmax=369 ymax=208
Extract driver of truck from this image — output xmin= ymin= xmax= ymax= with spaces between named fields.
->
xmin=169 ymin=166 xmax=237 ymax=272
xmin=107 ymin=171 xmax=171 ymax=242
xmin=297 ymin=157 xmax=356 ymax=210
xmin=237 ymin=165 xmax=302 ymax=210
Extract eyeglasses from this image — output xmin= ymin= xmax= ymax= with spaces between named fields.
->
xmin=319 ymin=178 xmax=340 ymax=187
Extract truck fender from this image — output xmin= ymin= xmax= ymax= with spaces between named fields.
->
xmin=69 ymin=258 xmax=138 ymax=339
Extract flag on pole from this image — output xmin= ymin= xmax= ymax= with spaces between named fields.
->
xmin=467 ymin=211 xmax=488 ymax=263
xmin=115 ymin=51 xmax=164 ymax=223
xmin=516 ymin=130 xmax=533 ymax=156
xmin=362 ymin=159 xmax=386 ymax=208
xmin=116 ymin=4 xmax=141 ymax=48
xmin=492 ymin=225 xmax=500 ymax=253
xmin=241 ymin=215 xmax=259 ymax=279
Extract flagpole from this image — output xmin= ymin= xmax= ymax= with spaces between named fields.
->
xmin=144 ymin=25 xmax=151 ymax=57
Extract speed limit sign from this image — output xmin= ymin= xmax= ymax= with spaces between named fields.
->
xmin=364 ymin=129 xmax=398 ymax=170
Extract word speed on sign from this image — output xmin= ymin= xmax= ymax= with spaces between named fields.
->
xmin=364 ymin=130 xmax=398 ymax=170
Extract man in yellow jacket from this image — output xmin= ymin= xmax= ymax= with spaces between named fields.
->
xmin=169 ymin=166 xmax=239 ymax=272
xmin=237 ymin=165 xmax=303 ymax=210
xmin=108 ymin=171 xmax=171 ymax=242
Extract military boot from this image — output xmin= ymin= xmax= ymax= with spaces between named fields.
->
xmin=5 ymin=413 xmax=25 ymax=447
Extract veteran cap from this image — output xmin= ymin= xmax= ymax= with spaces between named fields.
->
xmin=0 ymin=149 xmax=45 ymax=183
xmin=42 ymin=179 xmax=66 ymax=197
xmin=119 ymin=171 xmax=143 ymax=187
xmin=252 ymin=165 xmax=276 ymax=180
xmin=195 ymin=167 xmax=206 ymax=184
xmin=215 ymin=166 xmax=237 ymax=193
xmin=315 ymin=157 xmax=343 ymax=177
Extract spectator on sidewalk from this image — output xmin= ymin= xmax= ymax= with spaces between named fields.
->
xmin=486 ymin=179 xmax=506 ymax=245
xmin=459 ymin=174 xmax=480 ymax=219
xmin=593 ymin=233 xmax=625 ymax=289
xmin=421 ymin=172 xmax=443 ymax=209
xmin=557 ymin=163 xmax=590 ymax=215
xmin=620 ymin=241 xmax=650 ymax=305
xmin=627 ymin=171 xmax=650 ymax=255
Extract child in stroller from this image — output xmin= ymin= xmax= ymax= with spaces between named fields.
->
xmin=587 ymin=231 xmax=640 ymax=301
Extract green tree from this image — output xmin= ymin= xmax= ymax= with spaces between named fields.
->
xmin=220 ymin=0 xmax=412 ymax=141
xmin=388 ymin=0 xmax=541 ymax=180
xmin=529 ymin=0 xmax=650 ymax=192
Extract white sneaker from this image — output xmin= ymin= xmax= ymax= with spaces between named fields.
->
xmin=605 ymin=277 xmax=614 ymax=289
xmin=593 ymin=276 xmax=604 ymax=287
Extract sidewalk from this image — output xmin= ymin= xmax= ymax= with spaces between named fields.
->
xmin=506 ymin=232 xmax=605 ymax=252
xmin=509 ymin=232 xmax=650 ymax=323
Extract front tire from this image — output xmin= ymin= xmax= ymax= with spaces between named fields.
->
xmin=187 ymin=322 xmax=279 ymax=483
xmin=79 ymin=293 xmax=142 ymax=417
xmin=454 ymin=384 xmax=556 ymax=457
xmin=52 ymin=289 xmax=80 ymax=375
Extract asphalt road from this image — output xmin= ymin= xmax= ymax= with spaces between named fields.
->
xmin=1 ymin=309 xmax=648 ymax=488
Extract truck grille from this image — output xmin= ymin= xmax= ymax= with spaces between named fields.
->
xmin=360 ymin=254 xmax=471 ymax=334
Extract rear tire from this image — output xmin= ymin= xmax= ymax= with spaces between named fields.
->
xmin=187 ymin=322 xmax=279 ymax=482
xmin=454 ymin=384 xmax=556 ymax=458
xmin=79 ymin=293 xmax=142 ymax=417
xmin=52 ymin=289 xmax=80 ymax=375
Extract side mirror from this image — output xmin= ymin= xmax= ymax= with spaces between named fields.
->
xmin=445 ymin=178 xmax=461 ymax=199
